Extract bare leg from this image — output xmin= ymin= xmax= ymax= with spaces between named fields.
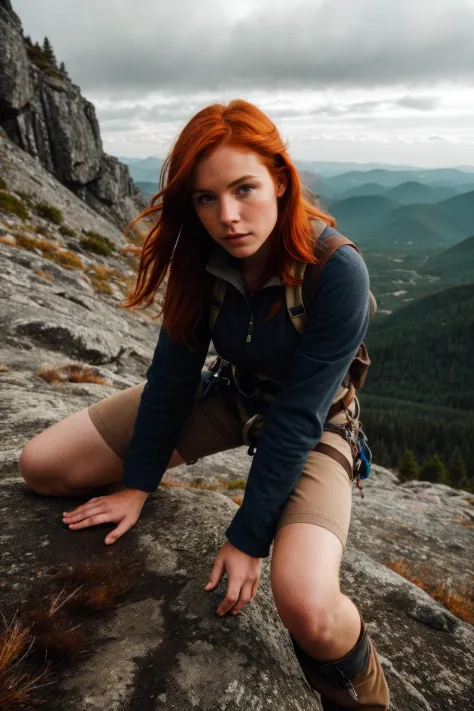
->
xmin=271 ymin=522 xmax=361 ymax=661
xmin=19 ymin=408 xmax=184 ymax=497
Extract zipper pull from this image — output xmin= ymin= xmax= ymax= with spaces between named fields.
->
xmin=246 ymin=314 xmax=255 ymax=343
xmin=355 ymin=476 xmax=365 ymax=499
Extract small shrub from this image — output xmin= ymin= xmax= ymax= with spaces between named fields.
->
xmin=86 ymin=265 xmax=114 ymax=295
xmin=36 ymin=363 xmax=110 ymax=386
xmin=15 ymin=233 xmax=56 ymax=257
xmin=80 ymin=231 xmax=115 ymax=257
xmin=59 ymin=225 xmax=76 ymax=237
xmin=227 ymin=479 xmax=247 ymax=490
xmin=53 ymin=249 xmax=83 ymax=270
xmin=34 ymin=202 xmax=64 ymax=225
xmin=10 ymin=233 xmax=84 ymax=270
xmin=0 ymin=176 xmax=7 ymax=190
xmin=0 ymin=190 xmax=29 ymax=220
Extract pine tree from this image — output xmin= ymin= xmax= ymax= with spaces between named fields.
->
xmin=59 ymin=61 xmax=69 ymax=77
xmin=42 ymin=37 xmax=57 ymax=66
xmin=419 ymin=454 xmax=449 ymax=484
xmin=448 ymin=447 xmax=469 ymax=490
xmin=398 ymin=449 xmax=419 ymax=482
xmin=24 ymin=35 xmax=33 ymax=47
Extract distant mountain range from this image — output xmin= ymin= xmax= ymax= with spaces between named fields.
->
xmin=365 ymin=282 xmax=474 ymax=411
xmin=422 ymin=235 xmax=474 ymax=284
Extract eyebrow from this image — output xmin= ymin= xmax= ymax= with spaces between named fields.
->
xmin=191 ymin=174 xmax=258 ymax=194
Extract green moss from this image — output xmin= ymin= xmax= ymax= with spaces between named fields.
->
xmin=0 ymin=177 xmax=7 ymax=190
xmin=0 ymin=191 xmax=29 ymax=220
xmin=59 ymin=225 xmax=76 ymax=237
xmin=35 ymin=202 xmax=64 ymax=225
xmin=80 ymin=231 xmax=115 ymax=257
xmin=16 ymin=190 xmax=31 ymax=204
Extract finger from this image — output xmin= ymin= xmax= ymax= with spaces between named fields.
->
xmin=68 ymin=513 xmax=112 ymax=531
xmin=63 ymin=504 xmax=105 ymax=524
xmin=217 ymin=580 xmax=242 ymax=616
xmin=105 ymin=517 xmax=132 ymax=545
xmin=231 ymin=581 xmax=254 ymax=615
xmin=63 ymin=498 xmax=102 ymax=516
xmin=251 ymin=577 xmax=259 ymax=601
xmin=205 ymin=557 xmax=225 ymax=591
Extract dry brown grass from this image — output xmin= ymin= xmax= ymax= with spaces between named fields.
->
xmin=0 ymin=556 xmax=142 ymax=708
xmin=51 ymin=557 xmax=141 ymax=612
xmin=34 ymin=269 xmax=54 ymax=281
xmin=7 ymin=233 xmax=84 ymax=271
xmin=0 ymin=614 xmax=50 ymax=710
xmin=0 ymin=235 xmax=15 ymax=246
xmin=227 ymin=480 xmax=246 ymax=490
xmin=161 ymin=477 xmax=222 ymax=492
xmin=464 ymin=497 xmax=474 ymax=506
xmin=0 ymin=365 xmax=9 ymax=373
xmin=36 ymin=363 xmax=111 ymax=387
xmin=458 ymin=519 xmax=474 ymax=528
xmin=386 ymin=558 xmax=474 ymax=625
xmin=230 ymin=494 xmax=244 ymax=506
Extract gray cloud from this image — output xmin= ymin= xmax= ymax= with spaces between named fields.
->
xmin=12 ymin=0 xmax=474 ymax=98
xmin=95 ymin=94 xmax=441 ymax=131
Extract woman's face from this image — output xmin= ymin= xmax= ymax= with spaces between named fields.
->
xmin=191 ymin=143 xmax=286 ymax=260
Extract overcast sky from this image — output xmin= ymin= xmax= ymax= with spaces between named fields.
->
xmin=12 ymin=0 xmax=474 ymax=167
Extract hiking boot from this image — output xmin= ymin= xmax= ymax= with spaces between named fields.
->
xmin=291 ymin=618 xmax=390 ymax=710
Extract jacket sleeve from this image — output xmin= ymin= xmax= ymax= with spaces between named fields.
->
xmin=226 ymin=246 xmax=370 ymax=557
xmin=122 ymin=313 xmax=211 ymax=492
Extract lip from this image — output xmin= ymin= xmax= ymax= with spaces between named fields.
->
xmin=223 ymin=233 xmax=250 ymax=241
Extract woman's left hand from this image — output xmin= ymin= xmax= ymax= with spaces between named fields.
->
xmin=205 ymin=541 xmax=262 ymax=616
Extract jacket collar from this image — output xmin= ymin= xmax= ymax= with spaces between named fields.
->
xmin=205 ymin=244 xmax=281 ymax=297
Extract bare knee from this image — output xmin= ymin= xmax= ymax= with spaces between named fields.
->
xmin=20 ymin=438 xmax=58 ymax=495
xmin=272 ymin=571 xmax=340 ymax=645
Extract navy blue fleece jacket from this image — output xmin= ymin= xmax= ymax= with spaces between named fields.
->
xmin=123 ymin=233 xmax=370 ymax=557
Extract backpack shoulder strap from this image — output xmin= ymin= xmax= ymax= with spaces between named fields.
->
xmin=286 ymin=222 xmax=363 ymax=335
xmin=209 ymin=278 xmax=227 ymax=331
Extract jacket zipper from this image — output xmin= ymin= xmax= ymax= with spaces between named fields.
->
xmin=246 ymin=313 xmax=255 ymax=343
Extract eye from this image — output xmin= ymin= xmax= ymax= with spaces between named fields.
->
xmin=196 ymin=193 xmax=215 ymax=205
xmin=237 ymin=184 xmax=255 ymax=197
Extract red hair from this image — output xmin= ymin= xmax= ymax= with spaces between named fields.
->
xmin=122 ymin=99 xmax=335 ymax=346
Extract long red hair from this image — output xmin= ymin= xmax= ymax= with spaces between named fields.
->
xmin=123 ymin=99 xmax=335 ymax=346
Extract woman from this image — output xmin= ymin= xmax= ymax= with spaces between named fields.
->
xmin=20 ymin=100 xmax=390 ymax=709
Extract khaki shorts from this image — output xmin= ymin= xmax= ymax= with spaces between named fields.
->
xmin=88 ymin=377 xmax=356 ymax=549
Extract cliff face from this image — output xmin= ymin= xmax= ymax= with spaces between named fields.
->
xmin=0 ymin=0 xmax=141 ymax=227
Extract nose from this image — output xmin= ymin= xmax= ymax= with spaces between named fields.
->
xmin=218 ymin=195 xmax=240 ymax=226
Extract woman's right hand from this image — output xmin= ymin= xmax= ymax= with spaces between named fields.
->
xmin=62 ymin=488 xmax=149 ymax=545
